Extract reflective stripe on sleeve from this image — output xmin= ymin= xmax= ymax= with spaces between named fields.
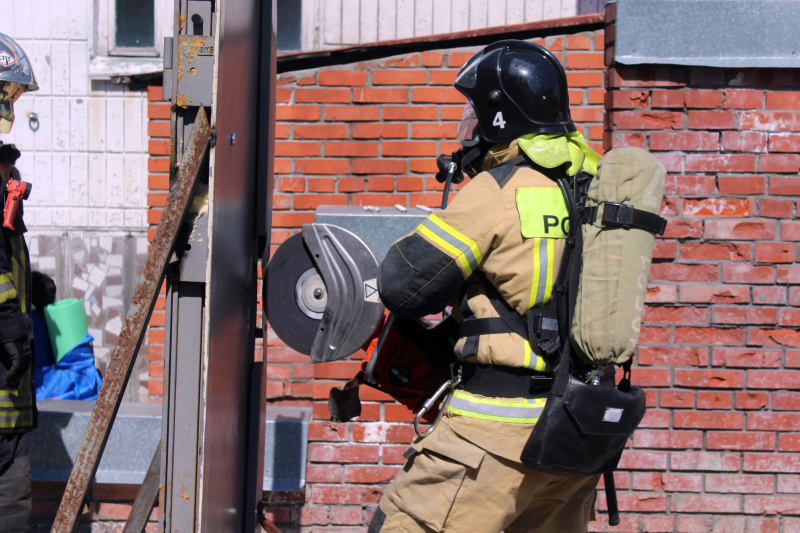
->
xmin=417 ymin=214 xmax=483 ymax=278
xmin=0 ymin=399 xmax=33 ymax=409
xmin=0 ymin=382 xmax=33 ymax=405
xmin=445 ymin=390 xmax=546 ymax=423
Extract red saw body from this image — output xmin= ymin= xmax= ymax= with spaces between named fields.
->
xmin=3 ymin=179 xmax=30 ymax=230
xmin=362 ymin=314 xmax=458 ymax=422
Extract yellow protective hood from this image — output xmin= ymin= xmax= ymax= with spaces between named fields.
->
xmin=517 ymin=131 xmax=600 ymax=176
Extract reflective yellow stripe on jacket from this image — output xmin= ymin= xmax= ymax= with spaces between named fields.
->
xmin=445 ymin=390 xmax=546 ymax=424
xmin=416 ymin=214 xmax=483 ymax=278
xmin=528 ymin=237 xmax=555 ymax=309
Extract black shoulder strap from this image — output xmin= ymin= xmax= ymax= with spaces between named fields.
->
xmin=458 ymin=273 xmax=562 ymax=361
xmin=485 ymin=155 xmax=527 ymax=189
xmin=551 ymin=176 xmax=583 ymax=397
xmin=476 ymin=273 xmax=529 ymax=339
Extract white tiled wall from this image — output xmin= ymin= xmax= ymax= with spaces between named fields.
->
xmin=0 ymin=0 xmax=149 ymax=232
xmin=302 ymin=0 xmax=581 ymax=50
xmin=0 ymin=0 xmax=153 ymax=400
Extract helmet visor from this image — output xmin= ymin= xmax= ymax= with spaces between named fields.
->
xmin=456 ymin=104 xmax=479 ymax=142
xmin=455 ymin=51 xmax=482 ymax=89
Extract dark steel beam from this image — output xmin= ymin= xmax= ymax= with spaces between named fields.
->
xmin=50 ymin=107 xmax=212 ymax=533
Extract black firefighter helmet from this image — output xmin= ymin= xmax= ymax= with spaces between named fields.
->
xmin=454 ymin=40 xmax=575 ymax=148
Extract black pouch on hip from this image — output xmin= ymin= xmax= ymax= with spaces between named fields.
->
xmin=520 ymin=361 xmax=646 ymax=477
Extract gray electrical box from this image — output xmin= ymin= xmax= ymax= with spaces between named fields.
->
xmin=315 ymin=205 xmax=432 ymax=261
xmin=614 ymin=0 xmax=800 ymax=68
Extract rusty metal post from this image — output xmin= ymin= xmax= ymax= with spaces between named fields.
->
xmin=50 ymin=108 xmax=211 ymax=533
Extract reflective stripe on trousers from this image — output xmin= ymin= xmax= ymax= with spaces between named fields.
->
xmin=445 ymin=389 xmax=546 ymax=423
xmin=0 ymin=366 xmax=34 ymax=430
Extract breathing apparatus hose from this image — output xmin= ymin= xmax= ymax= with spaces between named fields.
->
xmin=441 ymin=162 xmax=457 ymax=209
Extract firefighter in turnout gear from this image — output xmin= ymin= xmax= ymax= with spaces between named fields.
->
xmin=370 ymin=41 xmax=602 ymax=532
xmin=0 ymin=33 xmax=38 ymax=533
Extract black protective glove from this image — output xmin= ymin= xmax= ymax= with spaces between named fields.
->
xmin=2 ymin=338 xmax=32 ymax=389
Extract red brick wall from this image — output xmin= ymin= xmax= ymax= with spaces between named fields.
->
xmin=601 ymin=7 xmax=800 ymax=530
xmin=146 ymin=85 xmax=169 ymax=399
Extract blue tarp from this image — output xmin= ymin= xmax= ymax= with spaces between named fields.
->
xmin=35 ymin=331 xmax=102 ymax=401
xmin=33 ymin=310 xmax=54 ymax=369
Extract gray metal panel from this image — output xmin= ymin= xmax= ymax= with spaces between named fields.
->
xmin=163 ymin=280 xmax=205 ymax=530
xmin=314 ymin=205 xmax=432 ymax=261
xmin=30 ymin=400 xmax=160 ymax=484
xmin=200 ymin=0 xmax=263 ymax=530
xmin=31 ymin=402 xmax=307 ymax=490
xmin=615 ymin=0 xmax=800 ymax=68
xmin=262 ymin=407 xmax=311 ymax=491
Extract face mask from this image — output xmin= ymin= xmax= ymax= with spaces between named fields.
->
xmin=434 ymin=136 xmax=488 ymax=184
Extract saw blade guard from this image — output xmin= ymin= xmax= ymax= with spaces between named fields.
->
xmin=302 ymin=223 xmax=384 ymax=362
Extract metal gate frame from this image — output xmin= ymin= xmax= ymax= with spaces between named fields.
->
xmin=161 ymin=0 xmax=274 ymax=531
xmin=49 ymin=0 xmax=274 ymax=531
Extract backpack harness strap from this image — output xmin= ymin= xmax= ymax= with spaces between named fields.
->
xmin=458 ymin=273 xmax=562 ymax=361
xmin=583 ymin=202 xmax=667 ymax=236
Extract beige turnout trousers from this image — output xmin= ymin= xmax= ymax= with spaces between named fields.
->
xmin=376 ymin=421 xmax=599 ymax=533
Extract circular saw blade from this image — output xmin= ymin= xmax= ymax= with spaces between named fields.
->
xmin=265 ymin=232 xmax=323 ymax=356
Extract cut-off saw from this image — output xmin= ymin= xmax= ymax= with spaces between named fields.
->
xmin=265 ymin=165 xmax=465 ymax=431
xmin=265 ymin=217 xmax=459 ymax=431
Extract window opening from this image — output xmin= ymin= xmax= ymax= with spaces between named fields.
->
xmin=116 ymin=0 xmax=156 ymax=49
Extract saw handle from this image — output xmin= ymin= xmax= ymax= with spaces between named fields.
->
xmin=3 ymin=180 xmax=31 ymax=231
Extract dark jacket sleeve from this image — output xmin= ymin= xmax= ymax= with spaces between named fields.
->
xmin=378 ymin=174 xmax=504 ymax=318
xmin=379 ymin=233 xmax=464 ymax=318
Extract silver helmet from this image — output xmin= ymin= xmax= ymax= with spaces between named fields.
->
xmin=0 ymin=33 xmax=38 ymax=134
